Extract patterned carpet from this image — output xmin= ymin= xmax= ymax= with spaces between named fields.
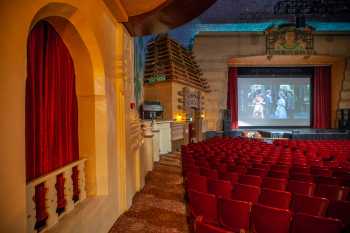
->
xmin=109 ymin=153 xmax=190 ymax=233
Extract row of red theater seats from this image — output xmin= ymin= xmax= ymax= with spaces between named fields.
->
xmin=183 ymin=147 xmax=350 ymax=169
xmin=183 ymin=152 xmax=350 ymax=174
xmin=184 ymin=153 xmax=348 ymax=167
xmin=185 ymin=174 xmax=350 ymax=233
xmin=189 ymin=189 xmax=347 ymax=233
xmin=184 ymin=137 xmax=350 ymax=164
xmin=185 ymin=173 xmax=350 ymax=202
xmin=182 ymin=162 xmax=350 ymax=188
xmin=183 ymin=138 xmax=348 ymax=232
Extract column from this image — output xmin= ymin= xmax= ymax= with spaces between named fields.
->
xmin=141 ymin=121 xmax=154 ymax=175
xmin=63 ymin=169 xmax=74 ymax=212
xmin=78 ymin=161 xmax=87 ymax=201
xmin=26 ymin=184 xmax=36 ymax=233
xmin=152 ymin=122 xmax=160 ymax=162
xmin=45 ymin=177 xmax=58 ymax=228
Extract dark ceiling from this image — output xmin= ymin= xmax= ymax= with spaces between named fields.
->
xmin=124 ymin=0 xmax=350 ymax=36
xmin=199 ymin=0 xmax=350 ymax=23
xmin=123 ymin=0 xmax=218 ymax=36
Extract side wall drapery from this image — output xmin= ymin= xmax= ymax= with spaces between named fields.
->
xmin=312 ymin=66 xmax=331 ymax=128
xmin=26 ymin=21 xmax=79 ymax=222
xmin=26 ymin=20 xmax=79 ymax=181
xmin=227 ymin=67 xmax=238 ymax=129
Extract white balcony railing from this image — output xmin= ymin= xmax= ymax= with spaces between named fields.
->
xmin=26 ymin=158 xmax=87 ymax=233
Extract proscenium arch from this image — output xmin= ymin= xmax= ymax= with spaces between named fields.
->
xmin=28 ymin=3 xmax=109 ymax=196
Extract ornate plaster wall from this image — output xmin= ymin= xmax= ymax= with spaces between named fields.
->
xmin=193 ymin=32 xmax=350 ymax=130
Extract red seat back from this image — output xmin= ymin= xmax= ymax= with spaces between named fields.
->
xmin=194 ymin=216 xmax=234 ymax=233
xmin=287 ymin=180 xmax=315 ymax=196
xmin=327 ymin=200 xmax=350 ymax=226
xmin=218 ymin=198 xmax=250 ymax=232
xmin=232 ymin=183 xmax=261 ymax=203
xmin=311 ymin=167 xmax=332 ymax=177
xmin=314 ymin=176 xmax=343 ymax=186
xmin=269 ymin=170 xmax=289 ymax=179
xmin=291 ymin=213 xmax=343 ymax=233
xmin=262 ymin=177 xmax=287 ymax=191
xmin=188 ymin=190 xmax=218 ymax=224
xmin=239 ymin=175 xmax=262 ymax=187
xmin=219 ymin=172 xmax=239 ymax=185
xmin=289 ymin=172 xmax=314 ymax=182
xmin=290 ymin=166 xmax=310 ymax=174
xmin=186 ymin=174 xmax=208 ymax=193
xmin=291 ymin=194 xmax=329 ymax=216
xmin=315 ymin=184 xmax=350 ymax=201
xmin=208 ymin=179 xmax=232 ymax=199
xmin=247 ymin=168 xmax=268 ymax=177
xmin=200 ymin=168 xmax=219 ymax=179
xmin=251 ymin=203 xmax=292 ymax=233
xmin=258 ymin=188 xmax=291 ymax=209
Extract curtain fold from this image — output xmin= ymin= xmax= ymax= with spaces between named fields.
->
xmin=227 ymin=67 xmax=238 ymax=129
xmin=312 ymin=66 xmax=331 ymax=129
xmin=26 ymin=20 xmax=79 ymax=182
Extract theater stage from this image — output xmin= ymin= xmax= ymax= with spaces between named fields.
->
xmin=206 ymin=128 xmax=350 ymax=140
xmin=249 ymin=128 xmax=350 ymax=140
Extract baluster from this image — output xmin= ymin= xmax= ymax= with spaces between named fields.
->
xmin=63 ymin=168 xmax=74 ymax=212
xmin=78 ymin=161 xmax=87 ymax=201
xmin=26 ymin=184 xmax=36 ymax=233
xmin=45 ymin=177 xmax=58 ymax=228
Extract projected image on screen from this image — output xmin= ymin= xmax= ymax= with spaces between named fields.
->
xmin=238 ymin=77 xmax=311 ymax=127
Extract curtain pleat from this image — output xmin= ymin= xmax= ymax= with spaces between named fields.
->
xmin=313 ymin=66 xmax=331 ymax=128
xmin=228 ymin=68 xmax=238 ymax=129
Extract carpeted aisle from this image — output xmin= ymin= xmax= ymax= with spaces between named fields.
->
xmin=109 ymin=153 xmax=190 ymax=233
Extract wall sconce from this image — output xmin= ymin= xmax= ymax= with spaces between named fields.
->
xmin=201 ymin=113 xmax=205 ymax=119
xmin=175 ymin=114 xmax=183 ymax=122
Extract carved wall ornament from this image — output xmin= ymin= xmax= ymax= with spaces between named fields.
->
xmin=266 ymin=25 xmax=315 ymax=56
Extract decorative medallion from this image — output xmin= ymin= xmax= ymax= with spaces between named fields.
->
xmin=266 ymin=25 xmax=315 ymax=56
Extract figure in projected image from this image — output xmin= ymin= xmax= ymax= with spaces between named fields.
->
xmin=252 ymin=91 xmax=265 ymax=119
xmin=275 ymin=92 xmax=287 ymax=119
xmin=265 ymin=89 xmax=273 ymax=118
xmin=286 ymin=90 xmax=295 ymax=119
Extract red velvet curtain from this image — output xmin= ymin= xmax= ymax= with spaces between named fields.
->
xmin=26 ymin=20 xmax=79 ymax=181
xmin=313 ymin=66 xmax=331 ymax=128
xmin=227 ymin=67 xmax=238 ymax=129
xmin=26 ymin=21 xmax=79 ymax=222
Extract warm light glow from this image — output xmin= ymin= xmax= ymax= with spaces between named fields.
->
xmin=175 ymin=114 xmax=183 ymax=122
xmin=201 ymin=113 xmax=205 ymax=118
